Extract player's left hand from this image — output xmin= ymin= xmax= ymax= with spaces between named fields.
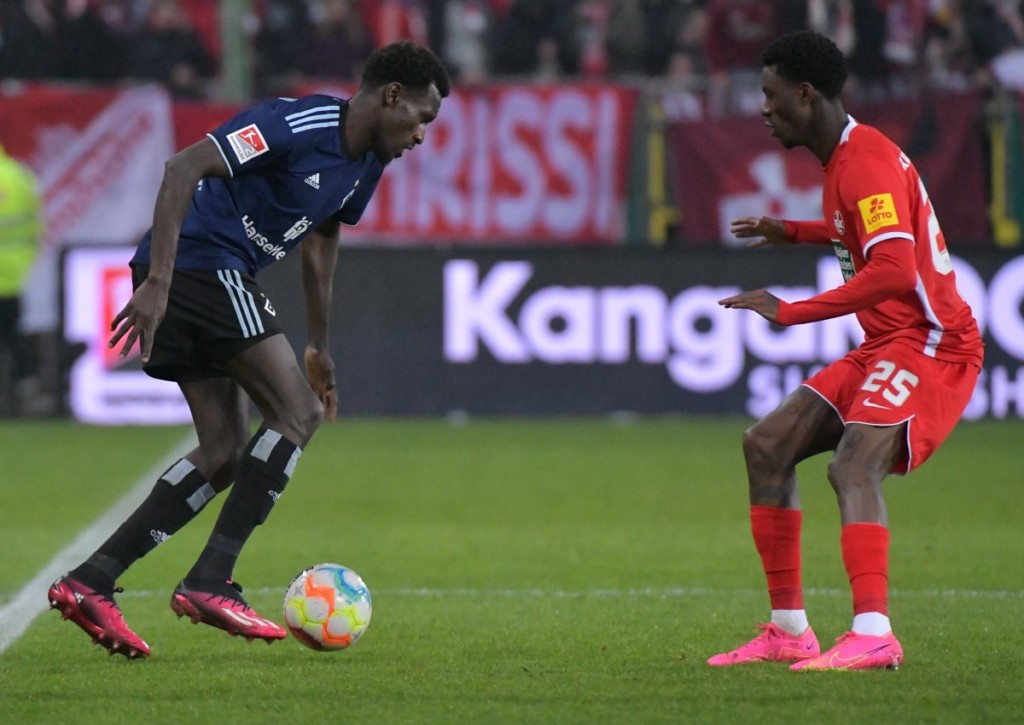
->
xmin=718 ymin=289 xmax=781 ymax=322
xmin=304 ymin=344 xmax=337 ymax=422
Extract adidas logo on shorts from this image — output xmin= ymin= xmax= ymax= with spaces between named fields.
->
xmin=304 ymin=173 xmax=320 ymax=190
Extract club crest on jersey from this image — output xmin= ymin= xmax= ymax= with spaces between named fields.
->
xmin=857 ymin=193 xmax=899 ymax=233
xmin=227 ymin=124 xmax=269 ymax=164
xmin=833 ymin=210 xmax=845 ymax=236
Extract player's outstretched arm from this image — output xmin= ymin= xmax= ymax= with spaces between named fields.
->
xmin=301 ymin=220 xmax=340 ymax=421
xmin=718 ymin=289 xmax=781 ymax=322
xmin=730 ymin=216 xmax=794 ymax=248
xmin=109 ymin=139 xmax=229 ymax=361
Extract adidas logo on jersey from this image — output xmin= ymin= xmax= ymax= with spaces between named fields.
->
xmin=304 ymin=173 xmax=320 ymax=190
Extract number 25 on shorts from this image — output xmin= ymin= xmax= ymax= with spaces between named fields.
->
xmin=861 ymin=360 xmax=919 ymax=407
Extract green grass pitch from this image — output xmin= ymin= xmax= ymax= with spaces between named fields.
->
xmin=0 ymin=417 xmax=1021 ymax=723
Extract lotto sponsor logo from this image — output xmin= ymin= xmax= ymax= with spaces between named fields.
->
xmin=857 ymin=193 xmax=899 ymax=233
xmin=227 ymin=124 xmax=269 ymax=164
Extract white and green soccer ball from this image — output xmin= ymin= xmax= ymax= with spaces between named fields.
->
xmin=283 ymin=563 xmax=372 ymax=651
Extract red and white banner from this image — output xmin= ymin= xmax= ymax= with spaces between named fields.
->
xmin=0 ymin=85 xmax=174 ymax=250
xmin=0 ymin=85 xmax=174 ymax=330
xmin=293 ymin=82 xmax=639 ymax=244
xmin=668 ymin=92 xmax=990 ymax=246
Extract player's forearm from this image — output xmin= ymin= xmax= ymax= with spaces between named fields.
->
xmin=776 ymin=241 xmax=917 ymax=325
xmin=147 ymin=140 xmax=226 ymax=285
xmin=783 ymin=220 xmax=832 ymax=245
xmin=146 ymin=158 xmax=198 ymax=285
xmin=301 ymin=225 xmax=339 ymax=348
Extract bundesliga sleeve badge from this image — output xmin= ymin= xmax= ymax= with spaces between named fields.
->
xmin=226 ymin=124 xmax=270 ymax=164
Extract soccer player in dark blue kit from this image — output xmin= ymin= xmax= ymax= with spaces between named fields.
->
xmin=48 ymin=41 xmax=450 ymax=659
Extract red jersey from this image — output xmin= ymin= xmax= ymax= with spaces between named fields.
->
xmin=782 ymin=117 xmax=983 ymax=366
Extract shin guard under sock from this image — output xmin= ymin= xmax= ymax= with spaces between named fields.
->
xmin=750 ymin=505 xmax=804 ymax=611
xmin=186 ymin=428 xmax=301 ymax=584
xmin=71 ymin=459 xmax=216 ymax=591
xmin=841 ymin=522 xmax=890 ymax=616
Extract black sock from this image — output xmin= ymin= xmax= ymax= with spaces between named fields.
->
xmin=185 ymin=428 xmax=300 ymax=585
xmin=71 ymin=459 xmax=216 ymax=591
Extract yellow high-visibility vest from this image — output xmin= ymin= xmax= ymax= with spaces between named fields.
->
xmin=0 ymin=147 xmax=43 ymax=296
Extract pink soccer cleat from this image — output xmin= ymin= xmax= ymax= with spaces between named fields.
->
xmin=170 ymin=579 xmax=287 ymax=643
xmin=48 ymin=575 xmax=151 ymax=659
xmin=790 ymin=630 xmax=904 ymax=671
xmin=707 ymin=622 xmax=820 ymax=666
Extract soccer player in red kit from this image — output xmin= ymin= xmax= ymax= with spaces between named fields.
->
xmin=710 ymin=31 xmax=983 ymax=671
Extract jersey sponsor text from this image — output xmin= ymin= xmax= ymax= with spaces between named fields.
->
xmin=243 ymin=214 xmax=287 ymax=259
xmin=283 ymin=216 xmax=312 ymax=242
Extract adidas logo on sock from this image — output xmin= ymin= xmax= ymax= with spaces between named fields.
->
xmin=304 ymin=173 xmax=320 ymax=190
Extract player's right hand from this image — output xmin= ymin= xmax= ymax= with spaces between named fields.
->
xmin=108 ymin=278 xmax=169 ymax=363
xmin=304 ymin=344 xmax=338 ymax=422
xmin=730 ymin=216 xmax=793 ymax=248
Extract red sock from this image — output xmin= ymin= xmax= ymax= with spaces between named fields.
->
xmin=841 ymin=523 xmax=890 ymax=616
xmin=750 ymin=506 xmax=803 ymax=610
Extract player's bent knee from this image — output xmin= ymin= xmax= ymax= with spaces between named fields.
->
xmin=296 ymin=397 xmax=325 ymax=442
xmin=196 ymin=439 xmax=248 ymax=489
xmin=742 ymin=423 xmax=781 ymax=470
xmin=826 ymin=459 xmax=879 ymax=496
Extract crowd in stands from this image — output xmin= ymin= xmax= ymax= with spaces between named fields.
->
xmin=2 ymin=0 xmax=1024 ymax=110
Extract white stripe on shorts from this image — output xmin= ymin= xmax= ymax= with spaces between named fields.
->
xmin=216 ymin=269 xmax=265 ymax=338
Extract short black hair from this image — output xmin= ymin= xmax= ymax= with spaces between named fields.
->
xmin=361 ymin=41 xmax=451 ymax=99
xmin=761 ymin=31 xmax=847 ymax=99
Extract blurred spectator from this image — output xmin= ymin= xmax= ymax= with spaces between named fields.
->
xmin=963 ymin=0 xmax=1024 ymax=90
xmin=704 ymin=0 xmax=783 ymax=115
xmin=127 ymin=0 xmax=214 ymax=98
xmin=178 ymin=0 xmax=221 ymax=66
xmin=658 ymin=2 xmax=710 ymax=109
xmin=490 ymin=0 xmax=579 ymax=79
xmin=605 ymin=0 xmax=645 ymax=77
xmin=0 ymin=0 xmax=65 ymax=80
xmin=576 ymin=0 xmax=611 ymax=77
xmin=847 ymin=0 xmax=888 ymax=97
xmin=880 ymin=0 xmax=930 ymax=94
xmin=635 ymin=0 xmax=701 ymax=77
xmin=806 ymin=0 xmax=855 ymax=55
xmin=0 ymin=0 xmax=123 ymax=80
xmin=251 ymin=0 xmax=313 ymax=96
xmin=363 ymin=0 xmax=429 ymax=48
xmin=298 ymin=0 xmax=373 ymax=83
xmin=657 ymin=47 xmax=707 ymax=120
xmin=427 ymin=0 xmax=492 ymax=84
xmin=63 ymin=0 xmax=131 ymax=81
xmin=0 ymin=144 xmax=42 ymax=416
xmin=666 ymin=2 xmax=708 ymax=73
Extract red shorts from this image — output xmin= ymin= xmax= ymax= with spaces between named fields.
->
xmin=803 ymin=339 xmax=980 ymax=475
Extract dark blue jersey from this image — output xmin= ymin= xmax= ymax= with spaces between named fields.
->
xmin=133 ymin=94 xmax=385 ymax=275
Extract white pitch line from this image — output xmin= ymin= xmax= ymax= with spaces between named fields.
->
xmin=112 ymin=585 xmax=1024 ymax=601
xmin=0 ymin=432 xmax=197 ymax=655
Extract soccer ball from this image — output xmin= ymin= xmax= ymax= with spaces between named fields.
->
xmin=283 ymin=563 xmax=372 ymax=651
